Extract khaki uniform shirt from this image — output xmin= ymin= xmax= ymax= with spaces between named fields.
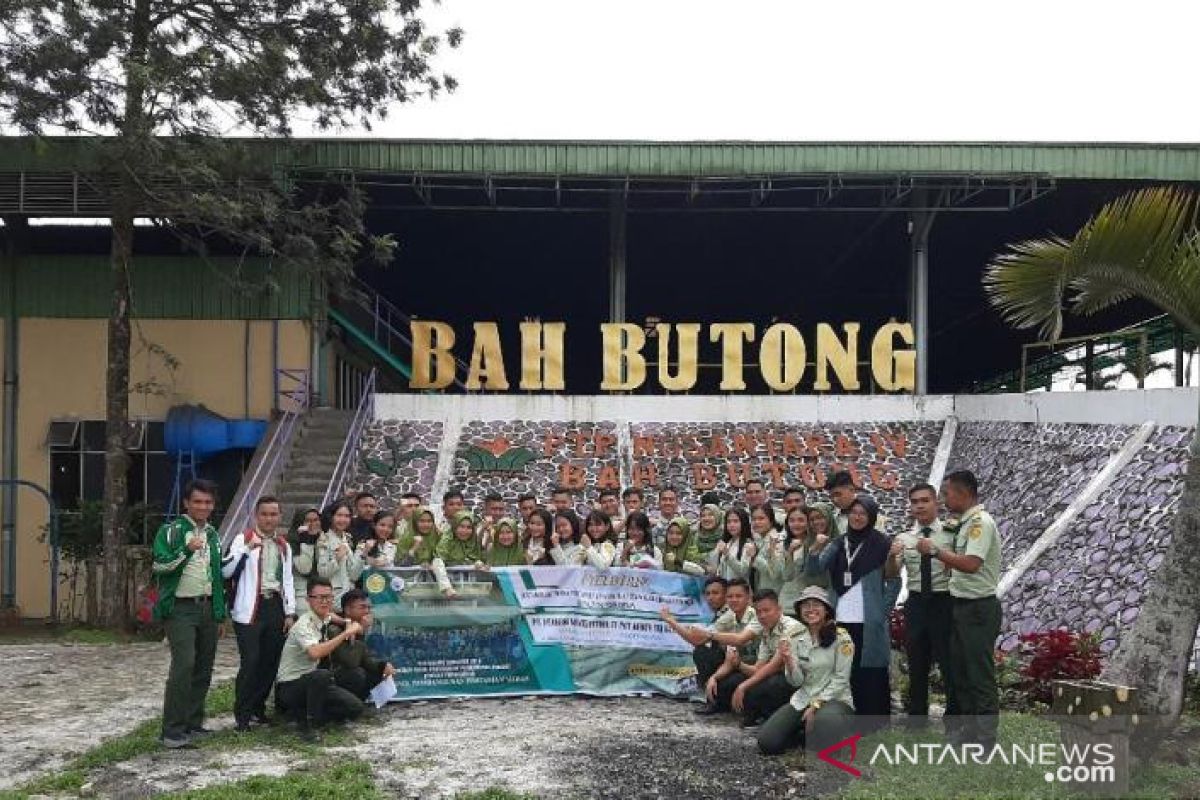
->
xmin=948 ymin=505 xmax=1001 ymax=599
xmin=756 ymin=614 xmax=806 ymax=664
xmin=277 ymin=610 xmax=330 ymax=683
xmin=898 ymin=520 xmax=955 ymax=593
xmin=784 ymin=626 xmax=855 ymax=710
xmin=713 ymin=605 xmax=762 ymax=663
xmin=260 ymin=529 xmax=283 ymax=595
xmin=175 ymin=516 xmax=215 ymax=598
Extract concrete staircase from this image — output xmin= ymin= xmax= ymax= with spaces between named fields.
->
xmin=275 ymin=407 xmax=355 ymax=521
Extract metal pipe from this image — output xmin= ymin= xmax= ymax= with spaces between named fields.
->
xmin=0 ymin=480 xmax=57 ymax=621
xmin=243 ymin=319 xmax=251 ymax=418
xmin=910 ymin=199 xmax=936 ymax=395
xmin=1 ymin=224 xmax=22 ymax=609
xmin=271 ymin=320 xmax=279 ymax=412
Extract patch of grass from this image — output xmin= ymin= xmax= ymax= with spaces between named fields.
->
xmin=16 ymin=679 xmax=366 ymax=795
xmin=161 ymin=759 xmax=380 ymax=799
xmin=62 ymin=626 xmax=127 ymax=645
xmin=455 ymin=790 xmax=538 ymax=800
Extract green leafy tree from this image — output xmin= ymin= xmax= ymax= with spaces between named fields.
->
xmin=984 ymin=186 xmax=1200 ymax=754
xmin=0 ymin=0 xmax=461 ymax=626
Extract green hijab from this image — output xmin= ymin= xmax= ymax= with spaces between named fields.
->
xmin=694 ymin=503 xmax=724 ymax=556
xmin=396 ymin=507 xmax=440 ymax=564
xmin=802 ymin=502 xmax=836 ymax=590
xmin=486 ymin=517 xmax=525 ymax=567
xmin=807 ymin=502 xmax=837 ymax=542
xmin=661 ymin=516 xmax=699 ymax=572
xmin=436 ymin=510 xmax=484 ymax=566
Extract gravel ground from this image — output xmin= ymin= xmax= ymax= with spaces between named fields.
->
xmin=0 ymin=638 xmax=240 ymax=790
xmin=3 ymin=640 xmax=846 ymax=799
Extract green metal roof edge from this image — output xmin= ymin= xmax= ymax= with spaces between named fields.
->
xmin=5 ymin=137 xmax=1200 ymax=181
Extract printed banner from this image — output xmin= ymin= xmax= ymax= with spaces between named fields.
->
xmin=360 ymin=565 xmax=713 ymax=700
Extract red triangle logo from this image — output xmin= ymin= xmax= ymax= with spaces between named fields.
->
xmin=817 ymin=732 xmax=863 ymax=777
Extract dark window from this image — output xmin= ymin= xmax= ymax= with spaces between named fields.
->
xmin=46 ymin=420 xmax=80 ymax=449
xmin=82 ymin=421 xmax=107 ymax=452
xmin=49 ymin=420 xmax=169 ymax=544
xmin=50 ymin=452 xmax=81 ymax=512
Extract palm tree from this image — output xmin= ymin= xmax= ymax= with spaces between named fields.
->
xmin=984 ymin=186 xmax=1200 ymax=755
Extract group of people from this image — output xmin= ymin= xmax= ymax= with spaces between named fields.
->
xmin=148 ymin=467 xmax=1003 ymax=758
xmin=150 ymin=480 xmax=396 ymax=747
xmin=660 ymin=471 xmax=1003 ymax=755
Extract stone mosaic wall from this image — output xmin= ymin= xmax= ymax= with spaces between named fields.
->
xmin=343 ymin=413 xmax=1196 ymax=659
xmin=947 ymin=422 xmax=1133 ymax=583
xmin=1001 ymin=425 xmax=1192 ymax=655
xmin=346 ymin=420 xmax=443 ymax=505
xmin=451 ymin=420 xmax=622 ymax=517
xmin=628 ymin=421 xmax=943 ymax=526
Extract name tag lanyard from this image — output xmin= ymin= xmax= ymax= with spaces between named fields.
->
xmin=842 ymin=541 xmax=864 ymax=589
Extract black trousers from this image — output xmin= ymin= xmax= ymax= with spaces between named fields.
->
xmin=842 ymin=621 xmax=891 ymax=725
xmin=693 ymin=641 xmax=725 ymax=694
xmin=275 ymin=669 xmax=364 ymax=727
xmin=742 ymin=673 xmax=795 ymax=725
xmin=334 ymin=664 xmax=387 ymax=702
xmin=904 ymin=591 xmax=954 ymax=718
xmin=233 ymin=594 xmax=288 ymax=724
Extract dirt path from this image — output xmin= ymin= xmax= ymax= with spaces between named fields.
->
xmin=3 ymin=641 xmax=835 ymax=798
xmin=0 ymin=639 xmax=240 ymax=790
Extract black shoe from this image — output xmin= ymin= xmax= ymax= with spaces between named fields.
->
xmin=186 ymin=726 xmax=214 ymax=738
xmin=234 ymin=721 xmax=252 ymax=733
xmin=251 ymin=712 xmax=272 ymax=726
xmin=693 ymin=702 xmax=720 ymax=716
xmin=297 ymin=726 xmax=321 ymax=744
xmin=160 ymin=734 xmax=194 ymax=750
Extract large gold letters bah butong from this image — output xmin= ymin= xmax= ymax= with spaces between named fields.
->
xmin=409 ymin=321 xmax=916 ymax=392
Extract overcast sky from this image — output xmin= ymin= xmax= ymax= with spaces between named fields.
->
xmin=347 ymin=0 xmax=1200 ymax=142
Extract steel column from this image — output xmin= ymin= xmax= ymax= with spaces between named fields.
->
xmin=909 ymin=198 xmax=936 ymax=395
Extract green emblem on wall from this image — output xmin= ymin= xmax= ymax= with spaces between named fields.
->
xmin=459 ymin=437 xmax=538 ymax=473
xmin=363 ymin=436 xmax=436 ymax=479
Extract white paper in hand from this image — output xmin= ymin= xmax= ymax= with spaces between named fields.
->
xmin=369 ymin=676 xmax=398 ymax=708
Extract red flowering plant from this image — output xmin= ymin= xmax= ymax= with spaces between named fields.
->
xmin=1017 ymin=629 xmax=1103 ymax=707
xmin=889 ymin=606 xmax=907 ymax=652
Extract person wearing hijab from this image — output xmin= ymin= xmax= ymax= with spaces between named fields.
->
xmin=433 ymin=510 xmax=485 ymax=598
xmin=693 ymin=503 xmax=724 ymax=565
xmin=396 ymin=507 xmax=440 ymax=567
xmin=757 ymin=585 xmax=855 ymax=755
xmin=485 ymin=518 xmax=526 ymax=567
xmin=709 ymin=507 xmax=755 ymax=581
xmin=807 ymin=494 xmax=902 ymax=722
xmin=580 ymin=510 xmax=617 ymax=567
xmin=661 ymin=517 xmax=705 ymax=575
xmin=550 ymin=510 xmax=586 ymax=565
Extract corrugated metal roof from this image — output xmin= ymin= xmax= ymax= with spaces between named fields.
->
xmin=3 ymin=138 xmax=1200 ymax=181
xmin=0 ymin=255 xmax=311 ymax=319
xmin=286 ymin=139 xmax=1200 ymax=181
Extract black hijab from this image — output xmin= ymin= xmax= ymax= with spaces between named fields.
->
xmin=830 ymin=494 xmax=890 ymax=596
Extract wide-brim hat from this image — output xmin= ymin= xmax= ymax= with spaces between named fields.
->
xmin=794 ymin=585 xmax=836 ymax=615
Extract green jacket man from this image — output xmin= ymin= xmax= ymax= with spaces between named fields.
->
xmin=152 ymin=480 xmax=226 ymax=749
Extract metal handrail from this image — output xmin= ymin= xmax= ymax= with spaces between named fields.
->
xmin=321 ymin=368 xmax=376 ymax=511
xmin=220 ymin=370 xmax=310 ymax=548
xmin=339 ymin=276 xmax=470 ymax=387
